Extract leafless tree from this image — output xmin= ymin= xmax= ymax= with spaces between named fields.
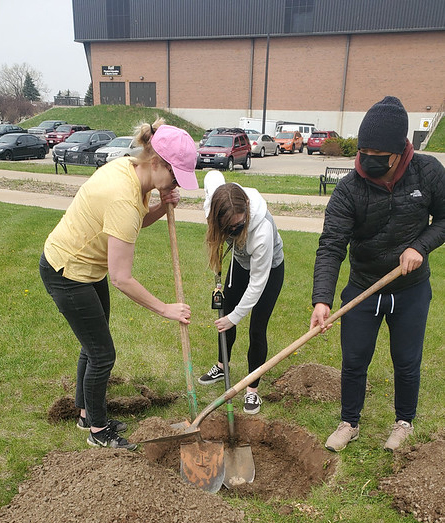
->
xmin=0 ymin=63 xmax=49 ymax=99
xmin=0 ymin=94 xmax=35 ymax=123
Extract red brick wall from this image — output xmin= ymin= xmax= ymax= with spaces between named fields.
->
xmin=345 ymin=32 xmax=444 ymax=112
xmin=90 ymin=31 xmax=444 ymax=113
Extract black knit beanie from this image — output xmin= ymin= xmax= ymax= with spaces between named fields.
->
xmin=358 ymin=96 xmax=408 ymax=154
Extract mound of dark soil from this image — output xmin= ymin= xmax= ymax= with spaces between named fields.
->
xmin=47 ymin=385 xmax=178 ymax=423
xmin=379 ymin=438 xmax=445 ymax=523
xmin=270 ymin=363 xmax=342 ymax=402
xmin=0 ymin=449 xmax=244 ymax=523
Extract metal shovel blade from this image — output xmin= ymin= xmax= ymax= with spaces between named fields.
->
xmin=223 ymin=444 xmax=255 ymax=488
xmin=180 ymin=439 xmax=225 ymax=493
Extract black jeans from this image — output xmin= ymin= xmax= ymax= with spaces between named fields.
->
xmin=221 ymin=259 xmax=284 ymax=388
xmin=39 ymin=253 xmax=115 ymax=428
xmin=340 ymin=279 xmax=432 ymax=425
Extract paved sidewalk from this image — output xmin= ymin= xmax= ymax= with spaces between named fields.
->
xmin=0 ymin=168 xmax=329 ymax=233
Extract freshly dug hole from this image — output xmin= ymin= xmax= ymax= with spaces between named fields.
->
xmin=134 ymin=413 xmax=337 ymax=500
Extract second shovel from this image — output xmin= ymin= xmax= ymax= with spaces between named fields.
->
xmin=212 ymin=280 xmax=255 ymax=488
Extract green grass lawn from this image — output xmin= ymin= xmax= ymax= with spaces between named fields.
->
xmin=18 ymin=105 xmax=205 ymax=142
xmin=0 ymin=161 xmax=324 ymax=196
xmin=426 ymin=116 xmax=445 ymax=153
xmin=0 ymin=201 xmax=443 ymax=522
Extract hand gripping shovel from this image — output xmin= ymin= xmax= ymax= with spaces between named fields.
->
xmin=141 ymin=266 xmax=402 ymax=491
xmin=212 ymin=277 xmax=255 ymax=488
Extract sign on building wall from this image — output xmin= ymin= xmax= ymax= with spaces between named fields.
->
xmin=102 ymin=65 xmax=122 ymax=76
xmin=419 ymin=118 xmax=432 ymax=130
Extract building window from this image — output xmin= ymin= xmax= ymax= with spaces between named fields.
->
xmin=284 ymin=0 xmax=315 ymax=33
xmin=106 ymin=0 xmax=130 ymax=39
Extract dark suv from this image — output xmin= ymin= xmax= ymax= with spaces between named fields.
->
xmin=53 ymin=130 xmax=116 ymax=162
xmin=46 ymin=124 xmax=91 ymax=147
xmin=196 ymin=129 xmax=251 ymax=171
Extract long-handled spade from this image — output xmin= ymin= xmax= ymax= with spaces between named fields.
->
xmin=166 ymin=204 xmax=225 ymax=494
xmin=166 ymin=204 xmax=199 ymax=422
xmin=211 ymin=276 xmax=255 ymax=488
xmin=141 ymin=266 xmax=403 ymax=492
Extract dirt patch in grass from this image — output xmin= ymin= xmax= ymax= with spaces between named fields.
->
xmin=1 ymin=409 xmax=336 ymax=522
xmin=47 ymin=387 xmax=178 ymax=423
xmin=268 ymin=363 xmax=342 ymax=403
xmin=6 ymin=366 xmax=440 ymax=522
xmin=133 ymin=413 xmax=337 ymax=502
xmin=0 ymin=449 xmax=245 ymax=523
xmin=379 ymin=437 xmax=445 ymax=523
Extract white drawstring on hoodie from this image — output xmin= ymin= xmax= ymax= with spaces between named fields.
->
xmin=374 ymin=293 xmax=395 ymax=316
xmin=228 ymin=246 xmax=235 ymax=288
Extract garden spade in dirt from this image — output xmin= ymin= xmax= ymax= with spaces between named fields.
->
xmin=141 ymin=266 xmax=403 ymax=492
xmin=211 ymin=275 xmax=255 ymax=488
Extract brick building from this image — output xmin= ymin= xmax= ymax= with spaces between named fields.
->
xmin=73 ymin=0 xmax=445 ymax=139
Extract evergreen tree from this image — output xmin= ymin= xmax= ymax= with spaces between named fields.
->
xmin=84 ymin=82 xmax=93 ymax=106
xmin=22 ymin=73 xmax=40 ymax=101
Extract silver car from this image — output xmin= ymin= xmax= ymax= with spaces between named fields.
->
xmin=94 ymin=136 xmax=142 ymax=166
xmin=247 ymin=133 xmax=280 ymax=157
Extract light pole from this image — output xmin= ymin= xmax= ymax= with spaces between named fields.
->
xmin=262 ymin=31 xmax=270 ymax=134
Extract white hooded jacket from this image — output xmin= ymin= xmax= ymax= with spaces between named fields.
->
xmin=204 ymin=171 xmax=284 ymax=325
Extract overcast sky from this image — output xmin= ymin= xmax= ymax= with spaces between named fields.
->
xmin=0 ymin=0 xmax=91 ymax=101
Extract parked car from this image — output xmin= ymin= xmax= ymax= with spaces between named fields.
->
xmin=196 ymin=129 xmax=251 ymax=171
xmin=53 ymin=130 xmax=116 ymax=162
xmin=0 ymin=124 xmax=27 ymax=137
xmin=0 ymin=133 xmax=48 ymax=161
xmin=248 ymin=133 xmax=280 ymax=157
xmin=307 ymin=131 xmax=340 ymax=155
xmin=243 ymin=128 xmax=262 ymax=135
xmin=28 ymin=120 xmax=67 ymax=137
xmin=198 ymin=127 xmax=242 ymax=147
xmin=45 ymin=124 xmax=91 ymax=147
xmin=94 ymin=136 xmax=142 ymax=166
xmin=274 ymin=131 xmax=304 ymax=153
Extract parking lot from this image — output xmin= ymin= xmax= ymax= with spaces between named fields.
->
xmin=26 ymin=147 xmax=357 ymax=177
xmin=5 ymin=146 xmax=445 ymax=178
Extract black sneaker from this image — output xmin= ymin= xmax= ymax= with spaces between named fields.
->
xmin=198 ymin=364 xmax=225 ymax=385
xmin=87 ymin=426 xmax=137 ymax=451
xmin=243 ymin=392 xmax=262 ymax=415
xmin=77 ymin=416 xmax=127 ymax=433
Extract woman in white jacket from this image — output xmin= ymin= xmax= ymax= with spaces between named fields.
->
xmin=198 ymin=171 xmax=284 ymax=414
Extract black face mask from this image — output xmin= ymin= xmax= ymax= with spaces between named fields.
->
xmin=228 ymin=222 xmax=245 ymax=237
xmin=359 ymin=152 xmax=393 ymax=179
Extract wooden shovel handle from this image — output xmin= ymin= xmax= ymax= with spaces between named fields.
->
xmin=192 ymin=265 xmax=403 ymax=428
xmin=166 ymin=203 xmax=198 ymax=421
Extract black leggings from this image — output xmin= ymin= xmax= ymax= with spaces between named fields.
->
xmin=39 ymin=253 xmax=114 ymax=428
xmin=219 ymin=259 xmax=284 ymax=388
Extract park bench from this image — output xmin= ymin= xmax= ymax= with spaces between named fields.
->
xmin=319 ymin=166 xmax=352 ymax=195
xmin=54 ymin=150 xmax=99 ymax=174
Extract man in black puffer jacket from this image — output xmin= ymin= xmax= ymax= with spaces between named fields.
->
xmin=310 ymin=96 xmax=445 ymax=453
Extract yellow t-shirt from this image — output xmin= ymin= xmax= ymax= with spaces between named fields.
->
xmin=44 ymin=157 xmax=149 ymax=282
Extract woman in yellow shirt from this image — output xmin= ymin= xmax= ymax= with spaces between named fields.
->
xmin=39 ymin=119 xmax=198 ymax=450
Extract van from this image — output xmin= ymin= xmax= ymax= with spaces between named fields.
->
xmin=276 ymin=123 xmax=317 ymax=144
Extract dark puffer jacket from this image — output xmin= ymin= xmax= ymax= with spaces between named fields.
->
xmin=312 ymin=153 xmax=445 ymax=308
